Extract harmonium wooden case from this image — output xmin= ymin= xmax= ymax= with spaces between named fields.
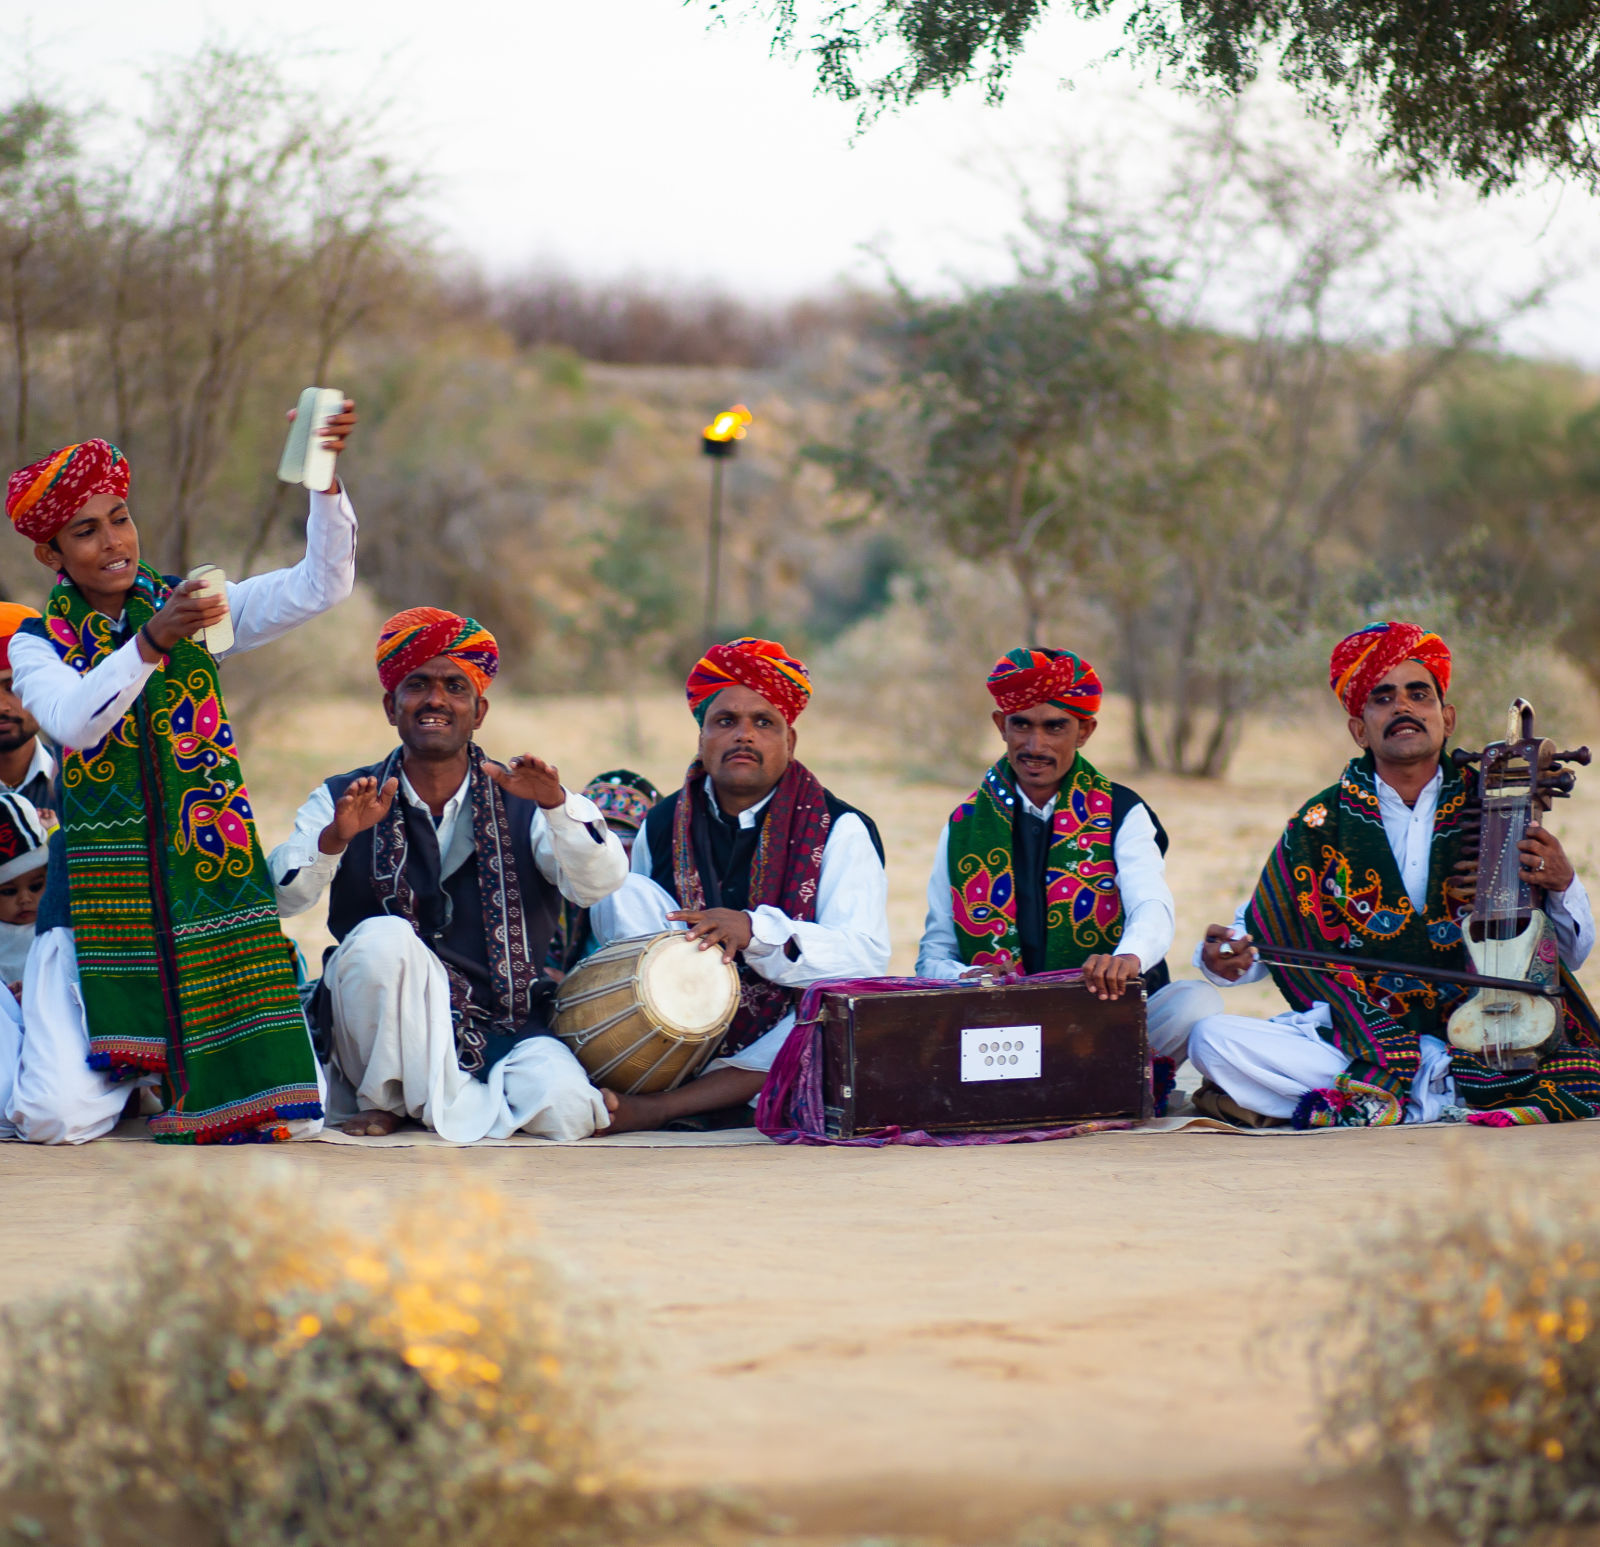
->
xmin=818 ymin=976 xmax=1151 ymax=1139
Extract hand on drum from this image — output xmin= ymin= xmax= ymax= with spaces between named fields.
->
xmin=1081 ymin=952 xmax=1142 ymax=1000
xmin=486 ymin=755 xmax=566 ymax=809
xmin=669 ymin=906 xmax=753 ymax=963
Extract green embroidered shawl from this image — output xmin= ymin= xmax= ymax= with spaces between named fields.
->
xmin=1245 ymin=751 xmax=1600 ymax=1123
xmin=946 ymin=754 xmax=1124 ymax=972
xmin=26 ymin=564 xmax=321 ymax=1142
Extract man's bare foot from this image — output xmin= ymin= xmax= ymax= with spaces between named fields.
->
xmin=589 ymin=1088 xmax=656 ymax=1137
xmin=339 ymin=1109 xmax=403 ymax=1137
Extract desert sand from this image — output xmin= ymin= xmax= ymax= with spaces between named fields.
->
xmin=5 ymin=691 xmax=1600 ymax=1541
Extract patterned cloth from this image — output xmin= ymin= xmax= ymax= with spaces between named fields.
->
xmin=581 ymin=768 xmax=659 ymax=832
xmin=986 ymin=647 xmax=1103 ymax=718
xmin=20 ymin=566 xmax=321 ymax=1142
xmin=6 ymin=440 xmax=130 ymax=543
xmin=1329 ymin=621 xmax=1452 ymax=717
xmin=0 ymin=792 xmax=48 ymax=884
xmin=946 ymin=754 xmax=1125 ymax=972
xmin=367 ymin=741 xmax=543 ymax=1074
xmin=375 ymin=607 xmax=499 ymax=695
xmin=0 ymin=603 xmax=41 ymax=670
xmin=1245 ymin=751 xmax=1600 ymax=1126
xmin=668 ymin=757 xmax=831 ymax=1053
xmin=686 ymin=636 xmax=811 ymax=725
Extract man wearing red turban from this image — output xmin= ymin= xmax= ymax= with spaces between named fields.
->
xmin=585 ymin=635 xmax=890 ymax=1134
xmin=914 ymin=646 xmax=1220 ymax=1100
xmin=0 ymin=604 xmax=53 ymax=819
xmin=3 ymin=404 xmax=362 ymax=1145
xmin=268 ymin=607 xmax=629 ymax=1141
xmin=1189 ymin=622 xmax=1600 ymax=1128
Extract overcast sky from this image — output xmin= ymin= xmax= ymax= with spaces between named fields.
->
xmin=15 ymin=0 xmax=1600 ymax=363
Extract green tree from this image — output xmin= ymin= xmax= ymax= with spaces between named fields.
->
xmin=710 ymin=0 xmax=1600 ymax=192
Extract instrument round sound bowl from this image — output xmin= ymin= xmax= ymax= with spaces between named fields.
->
xmin=552 ymin=931 xmax=740 ymax=1094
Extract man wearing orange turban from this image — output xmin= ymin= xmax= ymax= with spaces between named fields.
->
xmin=1187 ymin=622 xmax=1600 ymax=1129
xmin=584 ymin=636 xmax=890 ymax=1134
xmin=0 ymin=603 xmax=53 ymax=818
xmin=268 ymin=607 xmax=629 ymax=1142
xmin=3 ymin=404 xmax=361 ymax=1145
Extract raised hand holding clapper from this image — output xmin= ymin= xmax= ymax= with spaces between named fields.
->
xmin=184 ymin=565 xmax=233 ymax=654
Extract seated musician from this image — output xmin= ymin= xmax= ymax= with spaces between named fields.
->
xmin=269 ymin=608 xmax=629 ymax=1142
xmin=916 ymin=647 xmax=1221 ymax=1071
xmin=1191 ymin=622 xmax=1600 ymax=1126
xmin=589 ymin=636 xmax=891 ymax=1133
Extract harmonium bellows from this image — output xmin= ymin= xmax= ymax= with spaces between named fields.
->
xmin=818 ymin=977 xmax=1151 ymax=1139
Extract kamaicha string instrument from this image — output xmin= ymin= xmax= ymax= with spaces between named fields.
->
xmin=1225 ymin=700 xmax=1590 ymax=1072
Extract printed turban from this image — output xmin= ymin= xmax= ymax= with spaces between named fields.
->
xmin=1329 ymin=621 xmax=1452 ymax=717
xmin=986 ymin=647 xmax=1102 ymax=719
xmin=686 ymin=636 xmax=812 ymax=725
xmin=581 ymin=768 xmax=661 ymax=832
xmin=0 ymin=603 xmax=41 ymax=671
xmin=6 ymin=440 xmax=130 ymax=543
xmin=375 ymin=607 xmax=500 ymax=696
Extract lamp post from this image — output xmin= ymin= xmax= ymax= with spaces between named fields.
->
xmin=700 ymin=404 xmax=753 ymax=642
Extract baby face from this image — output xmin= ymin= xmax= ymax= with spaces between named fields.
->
xmin=0 ymin=868 xmax=47 ymax=927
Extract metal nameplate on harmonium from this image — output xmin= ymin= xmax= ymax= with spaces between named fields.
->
xmin=819 ymin=977 xmax=1150 ymax=1138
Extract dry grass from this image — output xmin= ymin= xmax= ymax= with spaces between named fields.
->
xmin=0 ymin=1164 xmax=640 ymax=1547
xmin=1316 ymin=1162 xmax=1600 ymax=1544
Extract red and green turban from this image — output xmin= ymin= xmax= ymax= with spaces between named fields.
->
xmin=987 ymin=647 xmax=1102 ymax=719
xmin=6 ymin=439 xmax=130 ymax=542
xmin=1329 ymin=622 xmax=1451 ymax=717
xmin=686 ymin=636 xmax=811 ymax=725
xmin=375 ymin=607 xmax=499 ymax=696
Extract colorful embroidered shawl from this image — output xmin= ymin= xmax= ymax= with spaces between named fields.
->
xmin=1245 ymin=752 xmax=1600 ymax=1126
xmin=29 ymin=565 xmax=321 ymax=1142
xmin=369 ymin=741 xmax=541 ymax=1073
xmin=947 ymin=754 xmax=1124 ymax=972
xmin=669 ymin=758 xmax=830 ymax=1054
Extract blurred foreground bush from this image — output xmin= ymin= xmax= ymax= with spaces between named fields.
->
xmin=0 ymin=1169 xmax=627 ymax=1547
xmin=1319 ymin=1170 xmax=1600 ymax=1543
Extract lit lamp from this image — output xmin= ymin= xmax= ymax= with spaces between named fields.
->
xmin=700 ymin=403 xmax=753 ymax=640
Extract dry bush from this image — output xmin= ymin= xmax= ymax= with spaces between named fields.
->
xmin=1317 ymin=1165 xmax=1600 ymax=1544
xmin=0 ymin=1166 xmax=631 ymax=1547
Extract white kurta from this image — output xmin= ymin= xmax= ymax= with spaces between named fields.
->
xmin=3 ymin=486 xmax=359 ymax=1145
xmin=269 ymin=768 xmax=628 ymax=1142
xmin=1187 ymin=764 xmax=1596 ymax=1121
xmin=914 ymin=786 xmax=1220 ymax=1061
xmin=588 ymin=778 xmax=893 ymax=1075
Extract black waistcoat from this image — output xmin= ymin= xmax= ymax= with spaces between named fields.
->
xmin=1011 ymin=782 xmax=1172 ymax=993
xmin=317 ymin=760 xmax=560 ymax=1070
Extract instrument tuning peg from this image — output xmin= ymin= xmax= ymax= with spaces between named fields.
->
xmin=1451 ymin=748 xmax=1482 ymax=768
xmin=1555 ymin=748 xmax=1593 ymax=767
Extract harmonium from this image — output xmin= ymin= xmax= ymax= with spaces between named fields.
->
xmin=817 ymin=976 xmax=1151 ymax=1139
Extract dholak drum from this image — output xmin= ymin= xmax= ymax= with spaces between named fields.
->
xmin=552 ymin=932 xmax=740 ymax=1094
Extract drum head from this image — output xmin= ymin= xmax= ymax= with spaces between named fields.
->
xmin=638 ymin=933 xmax=738 ymax=1038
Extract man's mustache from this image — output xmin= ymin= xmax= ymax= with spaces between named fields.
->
xmin=1385 ymin=716 xmax=1426 ymax=735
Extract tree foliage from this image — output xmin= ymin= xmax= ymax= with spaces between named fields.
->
xmin=713 ymin=0 xmax=1600 ymax=192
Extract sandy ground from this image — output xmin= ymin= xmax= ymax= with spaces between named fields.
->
xmin=8 ymin=692 xmax=1600 ymax=1541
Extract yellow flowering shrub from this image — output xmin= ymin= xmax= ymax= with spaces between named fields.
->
xmin=0 ymin=1166 xmax=621 ymax=1547
xmin=1318 ymin=1172 xmax=1600 ymax=1543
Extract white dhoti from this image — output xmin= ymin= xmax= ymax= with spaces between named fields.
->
xmin=1145 ymin=979 xmax=1223 ymax=1064
xmin=1189 ymin=1006 xmax=1457 ymax=1123
xmin=326 ymin=916 xmax=607 ymax=1143
xmin=0 ymin=967 xmax=25 ymax=1140
xmin=6 ymin=926 xmax=325 ymax=1144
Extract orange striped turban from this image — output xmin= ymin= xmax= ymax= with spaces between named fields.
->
xmin=686 ymin=636 xmax=811 ymax=725
xmin=1329 ymin=622 xmax=1452 ymax=717
xmin=0 ymin=604 xmax=41 ymax=671
xmin=375 ymin=607 xmax=499 ymax=696
xmin=5 ymin=440 xmax=129 ymax=542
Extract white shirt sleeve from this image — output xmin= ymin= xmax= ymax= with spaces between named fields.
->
xmin=10 ymin=628 xmax=158 ymax=752
xmin=220 ymin=485 xmax=358 ymax=657
xmin=740 ymin=812 xmax=891 ymax=986
xmin=1546 ymin=875 xmax=1594 ymax=970
xmin=1192 ymin=901 xmax=1270 ymax=987
xmin=531 ymin=789 xmax=629 ymax=907
xmin=1110 ymin=802 xmax=1175 ymax=973
xmin=914 ymin=824 xmax=969 ymax=980
xmin=268 ymin=783 xmax=343 ymax=917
